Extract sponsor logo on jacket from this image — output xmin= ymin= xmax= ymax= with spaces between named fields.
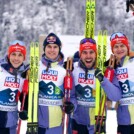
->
xmin=41 ymin=70 xmax=58 ymax=81
xmin=4 ymin=77 xmax=20 ymax=88
xmin=78 ymin=73 xmax=94 ymax=84
xmin=116 ymin=68 xmax=128 ymax=80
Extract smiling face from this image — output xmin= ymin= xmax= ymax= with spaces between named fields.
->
xmin=112 ymin=43 xmax=128 ymax=59
xmin=80 ymin=49 xmax=96 ymax=68
xmin=9 ymin=52 xmax=25 ymax=68
xmin=45 ymin=44 xmax=60 ymax=60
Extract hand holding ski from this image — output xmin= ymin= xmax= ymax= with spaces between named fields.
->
xmin=95 ymin=54 xmax=116 ymax=133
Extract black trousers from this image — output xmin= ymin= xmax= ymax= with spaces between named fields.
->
xmin=38 ymin=127 xmax=46 ymax=134
xmin=118 ymin=124 xmax=134 ymax=134
xmin=0 ymin=128 xmax=10 ymax=134
xmin=72 ymin=119 xmax=89 ymax=134
xmin=0 ymin=127 xmax=16 ymax=134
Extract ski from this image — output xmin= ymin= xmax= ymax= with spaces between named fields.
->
xmin=27 ymin=42 xmax=39 ymax=134
xmin=90 ymin=0 xmax=96 ymax=38
xmin=95 ymin=31 xmax=103 ymax=133
xmin=85 ymin=0 xmax=91 ymax=38
xmin=27 ymin=42 xmax=34 ymax=134
xmin=98 ymin=30 xmax=107 ymax=133
xmin=95 ymin=30 xmax=107 ymax=134
xmin=84 ymin=0 xmax=96 ymax=38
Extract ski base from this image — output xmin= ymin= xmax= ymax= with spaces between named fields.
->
xmin=95 ymin=116 xmax=106 ymax=133
xmin=27 ymin=122 xmax=38 ymax=134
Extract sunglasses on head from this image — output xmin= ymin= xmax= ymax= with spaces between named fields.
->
xmin=110 ymin=32 xmax=127 ymax=41
xmin=10 ymin=40 xmax=25 ymax=46
xmin=80 ymin=38 xmax=96 ymax=45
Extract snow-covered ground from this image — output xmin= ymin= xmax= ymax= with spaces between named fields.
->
xmin=20 ymin=35 xmax=117 ymax=133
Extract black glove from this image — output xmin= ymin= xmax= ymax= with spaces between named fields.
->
xmin=19 ymin=110 xmax=28 ymax=120
xmin=95 ymin=68 xmax=104 ymax=83
xmin=63 ymin=61 xmax=74 ymax=71
xmin=63 ymin=101 xmax=74 ymax=114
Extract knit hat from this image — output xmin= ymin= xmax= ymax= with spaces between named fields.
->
xmin=43 ymin=33 xmax=62 ymax=51
xmin=110 ymin=32 xmax=130 ymax=53
xmin=79 ymin=38 xmax=97 ymax=55
xmin=8 ymin=40 xmax=26 ymax=59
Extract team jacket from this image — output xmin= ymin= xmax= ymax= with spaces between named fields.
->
xmin=71 ymin=61 xmax=121 ymax=126
xmin=38 ymin=54 xmax=66 ymax=128
xmin=0 ymin=57 xmax=27 ymax=128
xmin=115 ymin=56 xmax=134 ymax=125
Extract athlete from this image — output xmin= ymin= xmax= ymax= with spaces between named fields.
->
xmin=38 ymin=33 xmax=74 ymax=134
xmin=0 ymin=40 xmax=29 ymax=134
xmin=109 ymin=32 xmax=134 ymax=134
xmin=70 ymin=37 xmax=121 ymax=134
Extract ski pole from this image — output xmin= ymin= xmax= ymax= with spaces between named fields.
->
xmin=63 ymin=57 xmax=73 ymax=134
xmin=17 ymin=71 xmax=29 ymax=134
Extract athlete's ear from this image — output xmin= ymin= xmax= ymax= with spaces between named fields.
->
xmin=129 ymin=51 xmax=134 ymax=58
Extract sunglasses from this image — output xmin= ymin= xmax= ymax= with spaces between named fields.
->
xmin=80 ymin=38 xmax=96 ymax=45
xmin=10 ymin=40 xmax=25 ymax=46
xmin=110 ymin=32 xmax=127 ymax=41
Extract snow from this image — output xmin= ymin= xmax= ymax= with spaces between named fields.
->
xmin=19 ymin=121 xmax=27 ymax=134
xmin=19 ymin=35 xmax=117 ymax=134
xmin=60 ymin=35 xmax=112 ymax=61
xmin=106 ymin=110 xmax=117 ymax=134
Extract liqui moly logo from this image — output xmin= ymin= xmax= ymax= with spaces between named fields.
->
xmin=41 ymin=70 xmax=58 ymax=81
xmin=4 ymin=77 xmax=20 ymax=88
xmin=78 ymin=73 xmax=94 ymax=84
xmin=116 ymin=68 xmax=128 ymax=80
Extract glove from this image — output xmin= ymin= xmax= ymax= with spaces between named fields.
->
xmin=63 ymin=101 xmax=74 ymax=114
xmin=19 ymin=110 xmax=28 ymax=120
xmin=95 ymin=68 xmax=104 ymax=83
xmin=104 ymin=67 xmax=114 ymax=82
